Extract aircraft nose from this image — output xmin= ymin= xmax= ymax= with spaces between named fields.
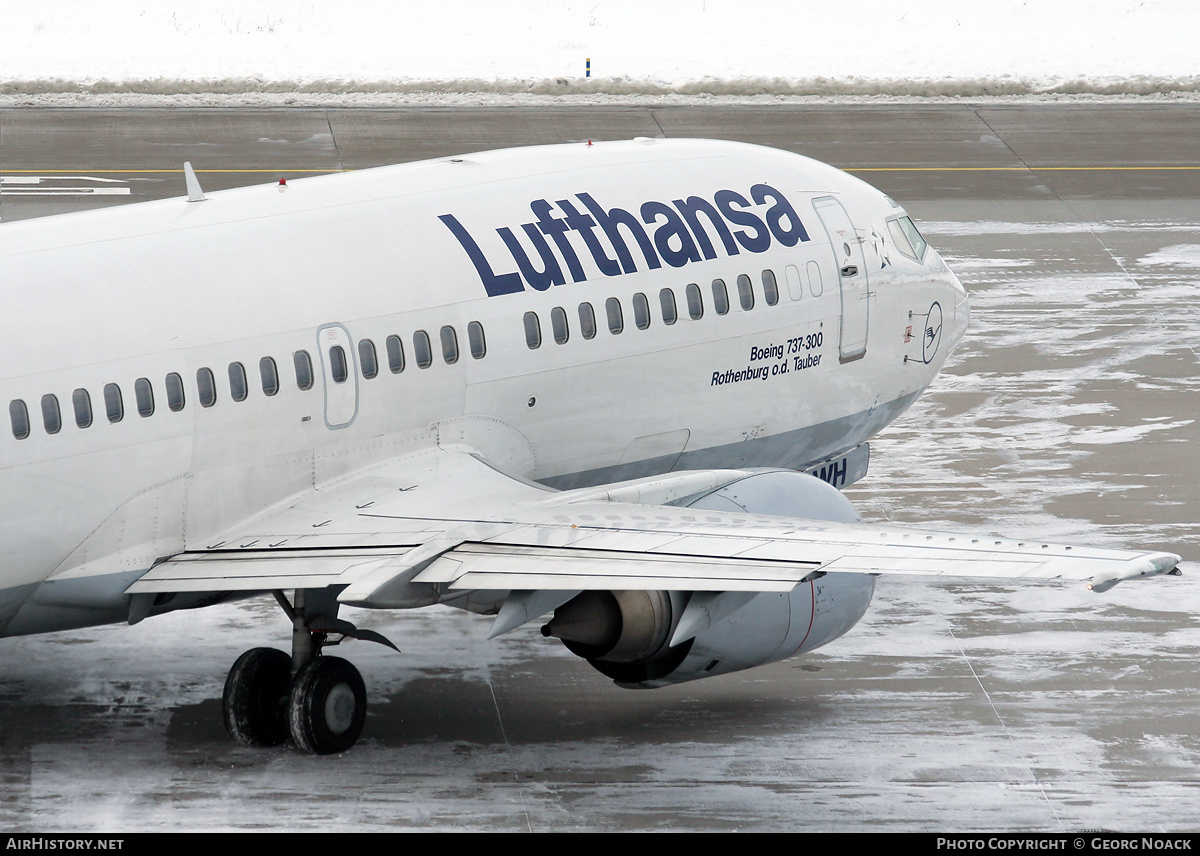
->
xmin=942 ymin=261 xmax=970 ymax=348
xmin=951 ymin=282 xmax=970 ymax=342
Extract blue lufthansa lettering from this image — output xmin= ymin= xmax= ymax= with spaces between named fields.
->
xmin=442 ymin=183 xmax=811 ymax=297
xmin=438 ymin=214 xmax=525 ymax=297
xmin=715 ymin=189 xmax=771 ymax=253
xmin=532 ymin=199 xmax=588 ymax=283
xmin=674 ymin=195 xmax=740 ymax=259
xmin=497 ymin=223 xmax=564 ymax=291
xmin=555 ymin=198 xmax=621 ymax=277
xmin=752 ymin=183 xmax=810 ymax=247
xmin=641 ymin=200 xmax=702 ymax=268
xmin=577 ymin=193 xmax=661 ymax=274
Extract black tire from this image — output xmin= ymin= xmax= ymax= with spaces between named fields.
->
xmin=223 ymin=647 xmax=292 ymax=747
xmin=287 ymin=656 xmax=366 ymax=755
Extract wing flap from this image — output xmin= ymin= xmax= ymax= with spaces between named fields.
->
xmin=127 ymin=548 xmax=406 ymax=593
xmin=123 ymin=449 xmax=1180 ymax=601
xmin=413 ymin=543 xmax=820 ymax=591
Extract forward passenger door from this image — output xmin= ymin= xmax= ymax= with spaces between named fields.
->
xmin=812 ymin=196 xmax=869 ymax=363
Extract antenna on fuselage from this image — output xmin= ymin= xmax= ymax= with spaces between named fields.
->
xmin=184 ymin=162 xmax=206 ymax=203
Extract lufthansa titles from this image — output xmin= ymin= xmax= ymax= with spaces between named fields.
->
xmin=440 ymin=184 xmax=810 ymax=297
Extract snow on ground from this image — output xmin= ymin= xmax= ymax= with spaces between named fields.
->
xmin=2 ymin=1 xmax=1200 ymax=104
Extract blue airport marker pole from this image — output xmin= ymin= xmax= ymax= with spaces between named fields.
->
xmin=586 ymin=58 xmax=591 ymax=78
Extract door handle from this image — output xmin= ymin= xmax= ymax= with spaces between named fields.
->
xmin=840 ymin=265 xmax=858 ymax=277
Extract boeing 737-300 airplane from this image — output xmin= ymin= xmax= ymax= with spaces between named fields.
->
xmin=0 ymin=137 xmax=1180 ymax=753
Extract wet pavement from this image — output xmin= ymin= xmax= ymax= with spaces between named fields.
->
xmin=0 ymin=104 xmax=1197 ymax=831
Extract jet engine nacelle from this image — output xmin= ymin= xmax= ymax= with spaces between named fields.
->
xmin=542 ymin=470 xmax=876 ymax=688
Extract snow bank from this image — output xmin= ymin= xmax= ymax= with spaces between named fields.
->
xmin=2 ymin=1 xmax=1199 ymax=103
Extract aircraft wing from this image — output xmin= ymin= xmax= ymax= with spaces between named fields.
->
xmin=127 ymin=448 xmax=1181 ymax=604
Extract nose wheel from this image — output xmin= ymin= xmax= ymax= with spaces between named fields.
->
xmin=222 ymin=589 xmax=396 ymax=754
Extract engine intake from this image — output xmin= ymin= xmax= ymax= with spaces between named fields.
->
xmin=543 ymin=469 xmax=875 ymax=688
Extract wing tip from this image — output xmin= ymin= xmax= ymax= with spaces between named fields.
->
xmin=1088 ymin=551 xmax=1181 ymax=593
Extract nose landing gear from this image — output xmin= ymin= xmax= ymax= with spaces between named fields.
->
xmin=222 ymin=588 xmax=396 ymax=755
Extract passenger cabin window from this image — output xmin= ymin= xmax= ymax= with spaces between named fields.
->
xmin=135 ymin=378 xmax=155 ymax=416
xmin=327 ymin=347 xmax=348 ymax=384
xmin=686 ymin=283 xmax=704 ymax=319
xmin=806 ymin=260 xmax=824 ymax=297
xmin=785 ymin=264 xmax=804 ymax=301
xmin=9 ymin=400 xmax=29 ymax=440
xmin=414 ymin=330 xmax=433 ymax=368
xmin=737 ymin=274 xmax=755 ymax=310
xmin=358 ymin=340 xmax=378 ymax=379
xmin=72 ymin=388 xmax=92 ymax=429
xmin=166 ymin=372 xmax=186 ymax=410
xmin=105 ymin=383 xmax=125 ymax=421
xmin=197 ymin=368 xmax=218 ymax=407
xmin=523 ymin=312 xmax=542 ymax=350
xmin=293 ymin=351 xmax=314 ymax=391
xmin=578 ymin=302 xmax=597 ymax=339
xmin=385 ymin=335 xmax=405 ymax=373
xmin=551 ymin=307 xmax=569 ymax=344
xmin=440 ymin=326 xmax=459 ymax=364
xmin=712 ymin=279 xmax=730 ymax=315
xmin=228 ymin=362 xmax=249 ymax=400
xmin=633 ymin=292 xmax=651 ymax=330
xmin=41 ymin=394 xmax=61 ymax=434
xmin=258 ymin=359 xmax=279 ymax=396
xmin=659 ymin=288 xmax=678 ymax=325
xmin=762 ymin=269 xmax=780 ymax=306
xmin=606 ymin=297 xmax=624 ymax=334
xmin=468 ymin=321 xmax=486 ymax=359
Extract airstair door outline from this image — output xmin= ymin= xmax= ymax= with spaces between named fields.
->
xmin=316 ymin=323 xmax=359 ymax=429
xmin=812 ymin=196 xmax=869 ymax=363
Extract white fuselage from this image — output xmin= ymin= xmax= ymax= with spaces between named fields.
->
xmin=0 ymin=138 xmax=968 ymax=636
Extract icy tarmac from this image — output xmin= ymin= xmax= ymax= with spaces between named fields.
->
xmin=0 ymin=105 xmax=1197 ymax=832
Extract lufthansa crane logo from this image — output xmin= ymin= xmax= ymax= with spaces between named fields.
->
xmin=922 ymin=301 xmax=943 ymax=365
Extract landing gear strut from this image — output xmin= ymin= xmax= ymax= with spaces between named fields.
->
xmin=222 ymin=588 xmax=396 ymax=755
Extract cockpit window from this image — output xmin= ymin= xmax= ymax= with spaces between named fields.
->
xmin=888 ymin=216 xmax=928 ymax=261
xmin=900 ymin=217 xmax=928 ymax=259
